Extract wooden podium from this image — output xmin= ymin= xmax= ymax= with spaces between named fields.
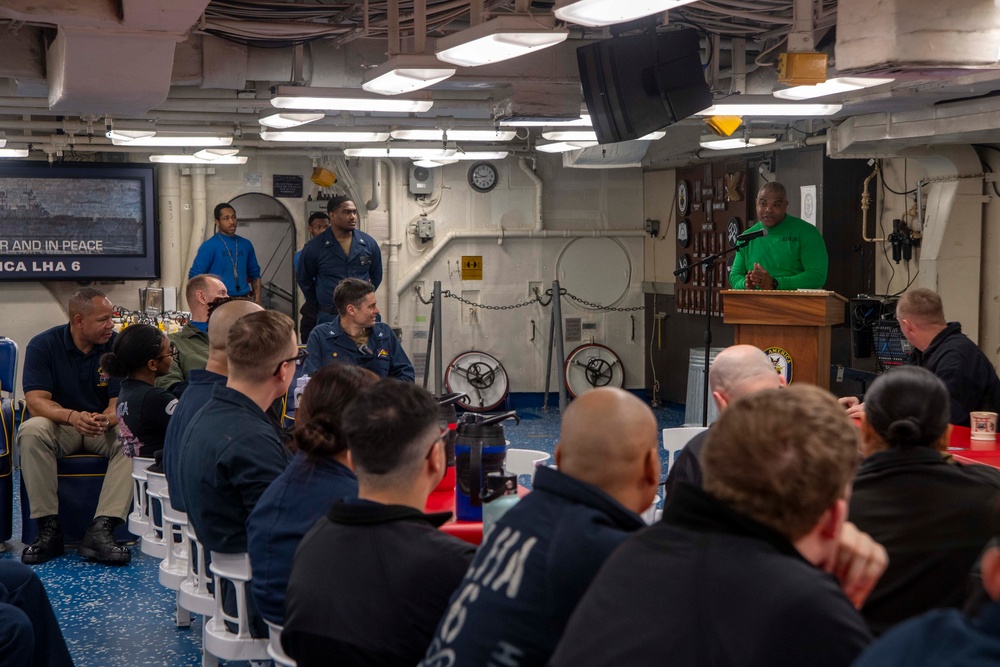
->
xmin=721 ymin=290 xmax=847 ymax=389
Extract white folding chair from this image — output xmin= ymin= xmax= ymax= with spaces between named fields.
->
xmin=661 ymin=427 xmax=707 ymax=474
xmin=178 ymin=524 xmax=215 ymax=618
xmin=141 ymin=470 xmax=169 ymax=559
xmin=505 ymin=448 xmax=551 ymax=484
xmin=265 ymin=619 xmax=298 ymax=667
xmin=158 ymin=489 xmax=192 ymax=627
xmin=203 ymin=552 xmax=270 ymax=664
xmin=127 ymin=456 xmax=155 ymax=536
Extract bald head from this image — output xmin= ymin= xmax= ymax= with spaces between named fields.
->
xmin=556 ymin=388 xmax=660 ymax=514
xmin=207 ymin=300 xmax=263 ymax=352
xmin=709 ymin=345 xmax=784 ymax=406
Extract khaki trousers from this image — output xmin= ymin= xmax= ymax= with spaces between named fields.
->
xmin=18 ymin=417 xmax=132 ymax=521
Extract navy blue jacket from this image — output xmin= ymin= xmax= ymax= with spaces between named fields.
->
xmin=854 ymin=601 xmax=1000 ymax=667
xmin=850 ymin=446 xmax=1000 ymax=635
xmin=296 ymin=228 xmax=382 ymax=311
xmin=176 ymin=383 xmax=290 ymax=554
xmin=162 ymin=369 xmax=227 ymax=513
xmin=549 ymin=484 xmax=873 ymax=667
xmin=22 ymin=324 xmax=120 ymax=413
xmin=422 ymin=466 xmax=646 ymax=667
xmin=304 ymin=319 xmax=414 ymax=381
xmin=246 ymin=452 xmax=358 ymax=625
xmin=908 ymin=322 xmax=1000 ymax=427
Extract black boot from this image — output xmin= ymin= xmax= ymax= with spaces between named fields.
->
xmin=22 ymin=515 xmax=64 ymax=565
xmin=79 ymin=516 xmax=131 ymax=565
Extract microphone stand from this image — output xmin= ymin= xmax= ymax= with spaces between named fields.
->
xmin=673 ymin=238 xmax=752 ymax=427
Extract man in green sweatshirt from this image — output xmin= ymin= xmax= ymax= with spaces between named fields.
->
xmin=729 ymin=182 xmax=828 ymax=290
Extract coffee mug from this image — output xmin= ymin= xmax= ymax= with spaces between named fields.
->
xmin=970 ymin=412 xmax=998 ymax=440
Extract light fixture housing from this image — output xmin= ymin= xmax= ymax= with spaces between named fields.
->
xmin=390 ymin=128 xmax=516 ymax=141
xmin=107 ymin=131 xmax=233 ymax=147
xmin=258 ymin=112 xmax=326 ymax=129
xmin=362 ymin=54 xmax=456 ymax=95
xmin=772 ymin=77 xmax=896 ymax=101
xmin=149 ymin=153 xmax=248 ymax=164
xmin=260 ymin=129 xmax=390 ymax=143
xmin=554 ymin=0 xmax=699 ymax=27
xmin=540 ymin=129 xmax=665 ymax=142
xmin=0 ymin=147 xmax=28 ymax=158
xmin=413 ymin=158 xmax=460 ymax=168
xmin=499 ymin=114 xmax=592 ymax=127
xmin=695 ymin=100 xmax=842 ymax=117
xmin=345 ymin=145 xmax=508 ymax=160
xmin=699 ymin=135 xmax=779 ymax=150
xmin=271 ymin=87 xmax=435 ymax=113
xmin=435 ymin=16 xmax=569 ymax=67
xmin=535 ymin=141 xmax=599 ymax=153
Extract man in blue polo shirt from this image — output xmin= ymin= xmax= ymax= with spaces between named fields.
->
xmin=162 ymin=299 xmax=262 ymax=512
xmin=296 ymin=195 xmax=382 ymax=325
xmin=189 ymin=203 xmax=262 ymax=302
xmin=304 ymin=278 xmax=413 ymax=381
xmin=18 ymin=288 xmax=132 ymax=565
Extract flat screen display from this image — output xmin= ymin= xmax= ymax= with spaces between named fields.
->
xmin=0 ymin=162 xmax=158 ymax=280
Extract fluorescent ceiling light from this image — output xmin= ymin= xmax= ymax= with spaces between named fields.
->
xmin=149 ymin=154 xmax=248 ymax=164
xmin=271 ymin=86 xmax=434 ymax=113
xmin=699 ymin=135 xmax=779 ymax=150
xmin=390 ymin=128 xmax=517 ymax=141
xmin=195 ymin=148 xmax=241 ymax=159
xmin=362 ymin=54 xmax=456 ymax=95
xmin=772 ymin=77 xmax=896 ymax=101
xmin=499 ymin=114 xmax=591 ymax=127
xmin=107 ymin=131 xmax=233 ymax=147
xmin=554 ymin=0 xmax=699 ymax=27
xmin=413 ymin=158 xmax=459 ymax=168
xmin=258 ymin=112 xmax=325 ymax=129
xmin=0 ymin=148 xmax=28 ymax=158
xmin=695 ymin=102 xmax=842 ymax=117
xmin=345 ymin=146 xmax=508 ymax=160
xmin=541 ymin=129 xmax=666 ymax=142
xmin=260 ymin=130 xmax=391 ymax=143
xmin=436 ymin=16 xmax=569 ymax=67
xmin=535 ymin=141 xmax=598 ymax=153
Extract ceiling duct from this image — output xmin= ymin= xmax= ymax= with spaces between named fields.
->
xmin=836 ymin=0 xmax=1000 ymax=76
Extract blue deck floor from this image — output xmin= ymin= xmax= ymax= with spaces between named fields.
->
xmin=2 ymin=401 xmax=685 ymax=667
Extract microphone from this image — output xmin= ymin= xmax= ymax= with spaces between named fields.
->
xmin=737 ymin=227 xmax=768 ymax=242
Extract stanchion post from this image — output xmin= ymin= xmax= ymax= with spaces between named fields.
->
xmin=422 ymin=300 xmax=435 ymax=390
xmin=542 ymin=309 xmax=556 ymax=411
xmin=552 ymin=280 xmax=568 ymax=412
xmin=433 ymin=280 xmax=444 ymax=396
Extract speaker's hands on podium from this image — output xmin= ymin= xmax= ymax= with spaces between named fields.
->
xmin=745 ymin=262 xmax=774 ymax=290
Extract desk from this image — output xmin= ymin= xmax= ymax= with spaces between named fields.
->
xmin=947 ymin=425 xmax=1000 ymax=469
xmin=426 ymin=486 xmax=529 ymax=546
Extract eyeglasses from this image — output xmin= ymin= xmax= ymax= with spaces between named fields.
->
xmin=157 ymin=343 xmax=180 ymax=361
xmin=425 ymin=427 xmax=449 ymax=460
xmin=273 ymin=348 xmax=309 ymax=376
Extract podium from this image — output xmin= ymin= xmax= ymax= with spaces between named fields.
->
xmin=721 ymin=290 xmax=847 ymax=389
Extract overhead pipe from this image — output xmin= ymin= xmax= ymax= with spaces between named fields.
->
xmin=518 ymin=157 xmax=544 ymax=232
xmin=365 ymin=159 xmax=381 ymax=211
xmin=376 ymin=158 xmax=401 ymax=328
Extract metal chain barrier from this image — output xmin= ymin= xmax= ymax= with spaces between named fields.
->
xmin=561 ymin=289 xmax=645 ymax=312
xmin=416 ymin=286 xmax=642 ymax=312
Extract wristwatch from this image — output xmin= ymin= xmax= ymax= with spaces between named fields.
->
xmin=771 ymin=277 xmax=779 ymax=290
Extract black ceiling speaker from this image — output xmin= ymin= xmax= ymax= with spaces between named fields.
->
xmin=577 ymin=29 xmax=713 ymax=144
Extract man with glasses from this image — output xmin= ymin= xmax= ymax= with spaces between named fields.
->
xmin=18 ymin=287 xmax=132 ymax=566
xmin=284 ymin=381 xmax=475 ymax=666
xmin=157 ymin=273 xmax=228 ymax=396
xmin=304 ymin=277 xmax=414 ymax=381
xmin=176 ymin=309 xmax=297 ymax=637
xmin=729 ymin=182 xmax=828 ymax=291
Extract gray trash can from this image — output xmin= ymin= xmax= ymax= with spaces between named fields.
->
xmin=684 ymin=347 xmax=725 ymax=426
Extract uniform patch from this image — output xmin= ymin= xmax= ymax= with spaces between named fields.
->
xmin=97 ymin=366 xmax=110 ymax=387
xmin=378 ymin=349 xmax=389 ymax=358
xmin=764 ymin=346 xmax=793 ymax=384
